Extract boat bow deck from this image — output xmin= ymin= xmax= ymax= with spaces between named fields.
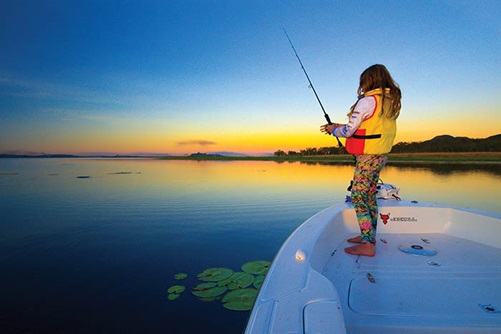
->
xmin=325 ymin=232 xmax=501 ymax=333
xmin=246 ymin=200 xmax=501 ymax=334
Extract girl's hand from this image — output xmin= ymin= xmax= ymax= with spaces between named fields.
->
xmin=320 ymin=124 xmax=333 ymax=134
xmin=320 ymin=123 xmax=342 ymax=135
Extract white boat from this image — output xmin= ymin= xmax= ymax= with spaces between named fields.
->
xmin=245 ymin=193 xmax=501 ymax=333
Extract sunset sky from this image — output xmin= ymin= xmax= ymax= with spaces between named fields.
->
xmin=1 ymin=0 xmax=500 ymax=156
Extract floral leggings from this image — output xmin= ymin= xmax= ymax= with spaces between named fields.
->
xmin=351 ymin=154 xmax=388 ymax=243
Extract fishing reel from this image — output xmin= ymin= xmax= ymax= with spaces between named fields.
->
xmin=346 ymin=179 xmax=401 ymax=201
xmin=376 ymin=181 xmax=400 ymax=200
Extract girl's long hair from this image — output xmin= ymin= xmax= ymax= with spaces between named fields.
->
xmin=349 ymin=64 xmax=401 ymax=119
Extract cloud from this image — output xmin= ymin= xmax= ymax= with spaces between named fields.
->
xmin=177 ymin=140 xmax=217 ymax=146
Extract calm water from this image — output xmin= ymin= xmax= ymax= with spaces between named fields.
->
xmin=1 ymin=158 xmax=500 ymax=333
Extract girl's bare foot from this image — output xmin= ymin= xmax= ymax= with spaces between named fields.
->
xmin=347 ymin=235 xmax=376 ymax=245
xmin=347 ymin=235 xmax=362 ymax=243
xmin=344 ymin=243 xmax=375 ymax=257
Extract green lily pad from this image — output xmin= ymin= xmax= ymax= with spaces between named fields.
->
xmin=197 ymin=267 xmax=233 ymax=282
xmin=199 ymin=296 xmax=223 ymax=302
xmin=253 ymin=275 xmax=265 ymax=289
xmin=192 ymin=286 xmax=228 ymax=298
xmin=168 ymin=293 xmax=181 ymax=300
xmin=217 ymin=276 xmax=233 ymax=287
xmin=232 ymin=272 xmax=255 ymax=289
xmin=167 ymin=285 xmax=186 ymax=294
xmin=174 ymin=273 xmax=188 ymax=280
xmin=241 ymin=260 xmax=271 ymax=275
xmin=193 ymin=282 xmax=217 ymax=291
xmin=222 ymin=288 xmax=258 ymax=311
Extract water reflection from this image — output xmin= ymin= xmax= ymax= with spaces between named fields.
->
xmin=0 ymin=158 xmax=500 ymax=334
xmin=302 ymin=160 xmax=501 ymax=177
xmin=286 ymin=160 xmax=501 ymax=212
xmin=387 ymin=162 xmax=501 ymax=176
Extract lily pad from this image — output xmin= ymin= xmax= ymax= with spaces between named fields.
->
xmin=197 ymin=267 xmax=233 ymax=282
xmin=217 ymin=276 xmax=234 ymax=287
xmin=168 ymin=293 xmax=181 ymax=301
xmin=241 ymin=260 xmax=271 ymax=275
xmin=222 ymin=288 xmax=258 ymax=311
xmin=199 ymin=295 xmax=223 ymax=302
xmin=226 ymin=272 xmax=254 ymax=290
xmin=253 ymin=275 xmax=265 ymax=289
xmin=192 ymin=286 xmax=228 ymax=298
xmin=167 ymin=285 xmax=186 ymax=294
xmin=193 ymin=282 xmax=217 ymax=291
xmin=174 ymin=273 xmax=188 ymax=280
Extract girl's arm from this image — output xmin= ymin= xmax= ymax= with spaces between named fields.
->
xmin=331 ymin=96 xmax=376 ymax=138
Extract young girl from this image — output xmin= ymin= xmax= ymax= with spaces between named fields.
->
xmin=320 ymin=64 xmax=402 ymax=257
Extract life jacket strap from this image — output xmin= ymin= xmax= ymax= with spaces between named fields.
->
xmin=352 ymin=134 xmax=382 ymax=139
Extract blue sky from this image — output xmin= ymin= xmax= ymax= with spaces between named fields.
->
xmin=1 ymin=0 xmax=500 ymax=155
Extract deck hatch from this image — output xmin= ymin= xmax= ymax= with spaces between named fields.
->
xmin=303 ymin=301 xmax=346 ymax=332
xmin=349 ymin=277 xmax=501 ymax=317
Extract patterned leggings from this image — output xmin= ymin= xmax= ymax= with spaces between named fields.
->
xmin=351 ymin=154 xmax=388 ymax=243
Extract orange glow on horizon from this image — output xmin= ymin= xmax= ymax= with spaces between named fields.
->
xmin=9 ymin=120 xmax=497 ymax=156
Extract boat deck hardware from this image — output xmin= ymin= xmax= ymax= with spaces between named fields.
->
xmin=479 ymin=304 xmax=500 ymax=314
xmin=366 ymin=273 xmax=376 ymax=283
xmin=427 ymin=261 xmax=441 ymax=266
xmin=398 ymin=244 xmax=438 ymax=256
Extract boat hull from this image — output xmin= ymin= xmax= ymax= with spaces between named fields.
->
xmin=245 ymin=200 xmax=501 ymax=333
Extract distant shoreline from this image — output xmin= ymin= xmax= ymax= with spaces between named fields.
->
xmin=156 ymin=152 xmax=501 ymax=164
xmin=1 ymin=152 xmax=500 ymax=164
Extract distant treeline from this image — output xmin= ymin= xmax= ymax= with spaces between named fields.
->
xmin=274 ymin=134 xmax=501 ymax=156
xmin=0 ymin=153 xmax=78 ymax=158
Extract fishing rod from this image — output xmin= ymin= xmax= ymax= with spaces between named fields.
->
xmin=283 ymin=29 xmax=343 ymax=147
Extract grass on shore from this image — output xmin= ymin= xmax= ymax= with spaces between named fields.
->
xmin=157 ymin=152 xmax=501 ymax=163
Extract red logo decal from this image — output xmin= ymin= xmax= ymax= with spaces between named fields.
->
xmin=380 ymin=213 xmax=390 ymax=225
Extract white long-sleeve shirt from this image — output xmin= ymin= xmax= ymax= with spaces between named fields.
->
xmin=332 ymin=96 xmax=377 ymax=138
